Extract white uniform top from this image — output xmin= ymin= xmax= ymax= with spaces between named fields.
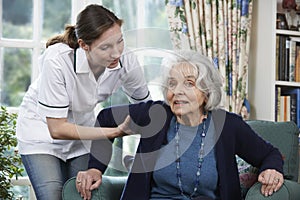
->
xmin=16 ymin=43 xmax=151 ymax=161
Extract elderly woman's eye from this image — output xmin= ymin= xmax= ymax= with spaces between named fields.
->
xmin=184 ymin=80 xmax=195 ymax=88
xmin=167 ymin=80 xmax=177 ymax=89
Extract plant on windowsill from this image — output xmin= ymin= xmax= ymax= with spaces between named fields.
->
xmin=0 ymin=106 xmax=23 ymax=200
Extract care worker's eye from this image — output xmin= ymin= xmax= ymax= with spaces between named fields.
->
xmin=118 ymin=38 xmax=124 ymax=44
xmin=99 ymin=45 xmax=109 ymax=51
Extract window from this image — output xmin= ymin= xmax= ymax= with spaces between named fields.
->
xmin=0 ymin=0 xmax=72 ymax=107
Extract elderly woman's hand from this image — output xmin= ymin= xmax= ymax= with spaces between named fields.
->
xmin=258 ymin=169 xmax=284 ymax=196
xmin=76 ymin=168 xmax=102 ymax=200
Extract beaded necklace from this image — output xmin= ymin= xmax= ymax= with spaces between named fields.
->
xmin=174 ymin=117 xmax=207 ymax=199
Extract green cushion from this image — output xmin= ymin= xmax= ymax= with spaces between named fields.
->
xmin=245 ymin=179 xmax=300 ymax=200
xmin=247 ymin=120 xmax=299 ymax=181
xmin=62 ymin=175 xmax=127 ymax=200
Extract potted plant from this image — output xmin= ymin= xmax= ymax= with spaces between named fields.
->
xmin=0 ymin=106 xmax=23 ymax=200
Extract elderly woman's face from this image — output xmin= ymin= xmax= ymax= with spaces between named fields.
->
xmin=166 ymin=63 xmax=206 ymax=119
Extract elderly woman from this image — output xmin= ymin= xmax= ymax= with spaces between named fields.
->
xmin=76 ymin=50 xmax=284 ymax=200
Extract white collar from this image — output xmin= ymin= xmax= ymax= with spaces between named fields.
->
xmin=75 ymin=48 xmax=89 ymax=74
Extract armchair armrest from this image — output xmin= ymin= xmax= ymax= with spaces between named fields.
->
xmin=62 ymin=175 xmax=127 ymax=200
xmin=245 ymin=179 xmax=300 ymax=200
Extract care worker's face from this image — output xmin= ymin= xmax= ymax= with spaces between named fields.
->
xmin=86 ymin=23 xmax=124 ymax=69
xmin=166 ymin=63 xmax=207 ymax=121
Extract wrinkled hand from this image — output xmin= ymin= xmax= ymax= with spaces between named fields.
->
xmin=76 ymin=168 xmax=102 ymax=200
xmin=118 ymin=115 xmax=134 ymax=136
xmin=258 ymin=169 xmax=284 ymax=196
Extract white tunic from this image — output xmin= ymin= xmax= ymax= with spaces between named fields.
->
xmin=16 ymin=43 xmax=151 ymax=161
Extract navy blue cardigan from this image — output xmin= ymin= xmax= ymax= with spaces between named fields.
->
xmin=89 ymin=101 xmax=283 ymax=200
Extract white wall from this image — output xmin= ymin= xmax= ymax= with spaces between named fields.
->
xmin=248 ymin=0 xmax=277 ymax=120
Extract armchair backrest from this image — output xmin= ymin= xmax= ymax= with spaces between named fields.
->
xmin=246 ymin=120 xmax=299 ymax=182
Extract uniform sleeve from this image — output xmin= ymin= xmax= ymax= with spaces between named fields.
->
xmin=37 ymin=54 xmax=70 ymax=119
xmin=120 ymin=51 xmax=152 ymax=103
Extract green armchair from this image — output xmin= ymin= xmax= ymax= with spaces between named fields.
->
xmin=243 ymin=120 xmax=300 ymax=199
xmin=62 ymin=120 xmax=300 ymax=200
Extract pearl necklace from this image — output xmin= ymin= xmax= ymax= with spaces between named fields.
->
xmin=175 ymin=117 xmax=207 ymax=199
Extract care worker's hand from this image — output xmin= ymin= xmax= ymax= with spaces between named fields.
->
xmin=118 ymin=115 xmax=135 ymax=136
xmin=258 ymin=169 xmax=284 ymax=197
xmin=76 ymin=168 xmax=102 ymax=200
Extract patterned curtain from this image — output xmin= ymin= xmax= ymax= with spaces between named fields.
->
xmin=165 ymin=0 xmax=253 ymax=116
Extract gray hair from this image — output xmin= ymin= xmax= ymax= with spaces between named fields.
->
xmin=161 ymin=50 xmax=223 ymax=111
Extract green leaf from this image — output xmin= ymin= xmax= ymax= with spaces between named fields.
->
xmin=0 ymin=106 xmax=22 ymax=200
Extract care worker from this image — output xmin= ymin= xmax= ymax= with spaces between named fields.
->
xmin=16 ymin=4 xmax=151 ymax=200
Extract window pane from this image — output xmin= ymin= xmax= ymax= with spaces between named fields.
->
xmin=42 ymin=0 xmax=71 ymax=40
xmin=102 ymin=0 xmax=172 ymax=49
xmin=10 ymin=185 xmax=31 ymax=200
xmin=144 ymin=0 xmax=169 ymax=28
xmin=0 ymin=48 xmax=32 ymax=107
xmin=143 ymin=56 xmax=164 ymax=101
xmin=102 ymin=0 xmax=138 ymax=31
xmin=2 ymin=0 xmax=33 ymax=39
xmin=102 ymin=0 xmax=170 ymax=30
xmin=136 ymin=51 xmax=165 ymax=101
